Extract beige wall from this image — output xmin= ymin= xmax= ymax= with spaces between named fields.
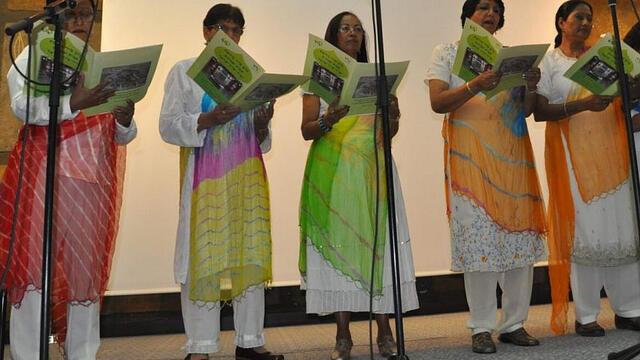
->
xmin=102 ymin=0 xmax=569 ymax=295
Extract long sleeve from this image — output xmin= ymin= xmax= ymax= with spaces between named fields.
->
xmin=159 ymin=59 xmax=206 ymax=147
xmin=114 ymin=119 xmax=138 ymax=145
xmin=7 ymin=47 xmax=77 ymax=125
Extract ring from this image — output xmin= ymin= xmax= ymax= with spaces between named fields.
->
xmin=222 ymin=110 xmax=226 ymax=115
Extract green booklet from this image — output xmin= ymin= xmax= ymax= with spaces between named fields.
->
xmin=302 ymin=34 xmax=409 ymax=116
xmin=187 ymin=31 xmax=308 ymax=112
xmin=452 ymin=19 xmax=549 ymax=98
xmin=30 ymin=22 xmax=162 ymax=116
xmin=564 ymin=33 xmax=640 ymax=96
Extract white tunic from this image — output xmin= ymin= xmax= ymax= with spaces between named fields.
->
xmin=158 ymin=58 xmax=271 ymax=284
xmin=538 ymin=48 xmax=638 ymax=266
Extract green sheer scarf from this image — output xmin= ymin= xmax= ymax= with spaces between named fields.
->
xmin=299 ymin=114 xmax=387 ymax=295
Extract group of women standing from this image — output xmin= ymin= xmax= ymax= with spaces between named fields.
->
xmin=158 ymin=0 xmax=640 ymax=359
xmin=427 ymin=0 xmax=640 ymax=355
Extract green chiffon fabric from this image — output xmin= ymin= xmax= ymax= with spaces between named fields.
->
xmin=299 ymin=114 xmax=388 ymax=295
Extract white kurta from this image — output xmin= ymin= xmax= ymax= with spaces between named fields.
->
xmin=301 ymin=97 xmax=419 ymax=315
xmin=159 ymin=58 xmax=273 ymax=353
xmin=158 ymin=59 xmax=271 ymax=285
xmin=6 ymin=47 xmax=137 ymax=360
xmin=538 ymin=48 xmax=639 ymax=266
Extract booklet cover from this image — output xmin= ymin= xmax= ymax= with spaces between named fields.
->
xmin=564 ymin=33 xmax=640 ymax=96
xmin=30 ymin=22 xmax=163 ymax=116
xmin=302 ymin=34 xmax=409 ymax=116
xmin=187 ymin=31 xmax=308 ymax=112
xmin=452 ymin=19 xmax=549 ymax=98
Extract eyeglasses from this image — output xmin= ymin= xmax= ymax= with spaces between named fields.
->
xmin=209 ymin=23 xmax=244 ymax=36
xmin=338 ymin=25 xmax=364 ymax=34
xmin=65 ymin=10 xmax=94 ymax=23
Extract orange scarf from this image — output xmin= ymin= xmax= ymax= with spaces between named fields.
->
xmin=546 ymin=93 xmax=629 ymax=334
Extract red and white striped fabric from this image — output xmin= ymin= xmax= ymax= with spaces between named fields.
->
xmin=0 ymin=112 xmax=126 ymax=344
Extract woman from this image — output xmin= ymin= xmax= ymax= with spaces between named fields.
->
xmin=298 ymin=11 xmax=419 ymax=360
xmin=159 ymin=4 xmax=282 ymax=360
xmin=0 ymin=0 xmax=136 ymax=358
xmin=536 ymin=0 xmax=640 ymax=337
xmin=426 ymin=0 xmax=545 ymax=354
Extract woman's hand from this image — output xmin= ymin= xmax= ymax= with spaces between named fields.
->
xmin=324 ymin=96 xmax=350 ymax=127
xmin=197 ymin=103 xmax=241 ymax=132
xmin=70 ymin=74 xmax=115 ymax=112
xmin=254 ymin=100 xmax=275 ymax=129
xmin=524 ymin=67 xmax=541 ymax=91
xmin=629 ymin=75 xmax=640 ymax=101
xmin=389 ymin=94 xmax=400 ymax=121
xmin=468 ymin=70 xmax=502 ymax=92
xmin=113 ymin=100 xmax=134 ymax=127
xmin=580 ymin=95 xmax=614 ymax=112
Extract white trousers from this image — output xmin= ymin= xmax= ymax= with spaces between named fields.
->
xmin=10 ymin=291 xmax=100 ymax=360
xmin=181 ymin=283 xmax=265 ymax=354
xmin=571 ymin=261 xmax=640 ymax=324
xmin=464 ymin=266 xmax=533 ymax=335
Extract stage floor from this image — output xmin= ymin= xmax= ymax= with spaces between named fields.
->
xmin=9 ymin=299 xmax=640 ymax=359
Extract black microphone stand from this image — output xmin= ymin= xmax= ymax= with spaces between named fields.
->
xmin=371 ymin=1 xmax=408 ymax=358
xmin=608 ymin=0 xmax=640 ymax=358
xmin=3 ymin=1 xmax=77 ymax=359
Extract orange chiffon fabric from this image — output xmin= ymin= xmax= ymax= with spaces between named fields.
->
xmin=545 ymin=96 xmax=630 ymax=334
xmin=443 ymin=93 xmax=545 ymax=234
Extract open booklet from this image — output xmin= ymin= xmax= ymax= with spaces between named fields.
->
xmin=452 ymin=19 xmax=549 ymax=99
xmin=564 ymin=33 xmax=640 ymax=96
xmin=302 ymin=34 xmax=409 ymax=116
xmin=30 ymin=22 xmax=162 ymax=116
xmin=187 ymin=31 xmax=308 ymax=112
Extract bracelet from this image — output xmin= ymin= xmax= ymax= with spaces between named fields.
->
xmin=563 ymin=102 xmax=569 ymax=118
xmin=318 ymin=115 xmax=332 ymax=133
xmin=527 ymin=87 xmax=538 ymax=93
xmin=465 ymin=82 xmax=476 ymax=95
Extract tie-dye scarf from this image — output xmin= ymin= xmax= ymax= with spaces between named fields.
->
xmin=181 ymin=95 xmax=272 ymax=303
xmin=443 ymin=88 xmax=546 ymax=234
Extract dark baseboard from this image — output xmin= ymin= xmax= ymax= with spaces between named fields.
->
xmin=99 ymin=266 xmax=553 ymax=338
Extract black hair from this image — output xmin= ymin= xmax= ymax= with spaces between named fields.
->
xmin=625 ymin=22 xmax=640 ymax=52
xmin=203 ymin=3 xmax=245 ymax=28
xmin=553 ymin=0 xmax=593 ymax=48
xmin=460 ymin=0 xmax=505 ymax=30
xmin=324 ymin=11 xmax=368 ymax=63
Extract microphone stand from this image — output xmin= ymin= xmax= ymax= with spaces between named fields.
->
xmin=607 ymin=1 xmax=640 ymax=358
xmin=371 ymin=1 xmax=408 ymax=358
xmin=4 ymin=1 xmax=77 ymax=359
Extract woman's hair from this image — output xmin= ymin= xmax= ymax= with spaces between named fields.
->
xmin=553 ymin=0 xmax=593 ymax=48
xmin=625 ymin=22 xmax=640 ymax=52
xmin=324 ymin=11 xmax=368 ymax=63
xmin=460 ymin=0 xmax=505 ymax=30
xmin=203 ymin=3 xmax=245 ymax=28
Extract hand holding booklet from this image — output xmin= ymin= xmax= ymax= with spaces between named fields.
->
xmin=30 ymin=22 xmax=163 ymax=116
xmin=564 ymin=33 xmax=640 ymax=96
xmin=452 ymin=19 xmax=549 ymax=99
xmin=302 ymin=34 xmax=409 ymax=116
xmin=187 ymin=31 xmax=308 ymax=112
